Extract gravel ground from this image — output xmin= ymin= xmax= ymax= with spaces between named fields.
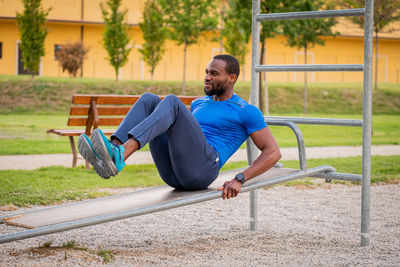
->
xmin=1 ymin=183 xmax=399 ymax=266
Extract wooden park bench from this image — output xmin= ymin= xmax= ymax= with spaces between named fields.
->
xmin=47 ymin=94 xmax=199 ymax=168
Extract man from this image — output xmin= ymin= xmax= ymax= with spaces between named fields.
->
xmin=78 ymin=54 xmax=281 ymax=199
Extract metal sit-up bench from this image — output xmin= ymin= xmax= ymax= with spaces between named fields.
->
xmin=0 ymin=0 xmax=373 ymax=246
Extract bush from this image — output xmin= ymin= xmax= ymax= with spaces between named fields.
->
xmin=56 ymin=42 xmax=89 ymax=77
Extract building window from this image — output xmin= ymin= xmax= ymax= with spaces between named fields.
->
xmin=0 ymin=42 xmax=2 ymax=59
xmin=54 ymin=44 xmax=63 ymax=60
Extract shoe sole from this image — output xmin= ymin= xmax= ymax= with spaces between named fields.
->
xmin=91 ymin=129 xmax=118 ymax=177
xmin=78 ymin=134 xmax=111 ymax=179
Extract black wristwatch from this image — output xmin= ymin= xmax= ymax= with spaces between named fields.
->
xmin=235 ymin=173 xmax=245 ymax=185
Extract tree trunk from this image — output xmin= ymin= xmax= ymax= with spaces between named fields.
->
xmin=182 ymin=40 xmax=187 ymax=95
xmin=264 ymin=46 xmax=269 ymax=116
xmin=219 ymin=6 xmax=225 ymax=54
xmin=303 ymin=45 xmax=308 ymax=115
xmin=374 ymin=28 xmax=379 ymax=90
xmin=151 ymin=71 xmax=154 ymax=81
xmin=259 ymin=39 xmax=265 ymax=112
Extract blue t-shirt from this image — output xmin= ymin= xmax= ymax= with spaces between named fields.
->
xmin=191 ymin=94 xmax=267 ymax=168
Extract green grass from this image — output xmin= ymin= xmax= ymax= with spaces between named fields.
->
xmin=0 ymin=113 xmax=398 ymax=155
xmin=270 ymin=113 xmax=400 ymax=147
xmin=0 ymin=155 xmax=398 ymax=207
xmin=0 ymin=164 xmax=162 ymax=206
xmin=1 ymin=74 xmax=399 ymax=114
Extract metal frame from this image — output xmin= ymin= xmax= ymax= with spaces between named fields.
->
xmin=0 ymin=1 xmax=373 ymax=246
xmin=1 ymin=165 xmax=335 ymax=244
xmin=249 ymin=0 xmax=373 ymax=246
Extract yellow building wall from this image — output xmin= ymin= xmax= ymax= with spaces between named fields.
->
xmin=0 ymin=0 xmax=145 ymax=24
xmin=0 ymin=20 xmax=19 ymax=75
xmin=0 ymin=0 xmax=399 ymax=83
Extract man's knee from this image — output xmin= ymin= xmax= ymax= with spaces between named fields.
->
xmin=137 ymin=93 xmax=161 ymax=110
xmin=140 ymin=92 xmax=160 ymax=103
xmin=163 ymin=94 xmax=183 ymax=107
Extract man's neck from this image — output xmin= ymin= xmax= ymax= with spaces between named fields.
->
xmin=212 ymin=90 xmax=234 ymax=101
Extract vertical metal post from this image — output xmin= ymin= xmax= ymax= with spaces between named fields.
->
xmin=248 ymin=0 xmax=261 ymax=231
xmin=361 ymin=0 xmax=373 ymax=247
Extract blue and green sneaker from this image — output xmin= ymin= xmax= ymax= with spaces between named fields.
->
xmin=91 ymin=128 xmax=126 ymax=177
xmin=78 ymin=133 xmax=111 ymax=179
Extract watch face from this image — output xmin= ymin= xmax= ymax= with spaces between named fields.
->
xmin=235 ymin=173 xmax=245 ymax=184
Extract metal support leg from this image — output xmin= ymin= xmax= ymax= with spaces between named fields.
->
xmin=250 ymin=190 xmax=258 ymax=230
xmin=361 ymin=0 xmax=373 ymax=247
xmin=68 ymin=136 xmax=78 ymax=168
xmin=249 ymin=0 xmax=261 ymax=231
xmin=247 ymin=138 xmax=259 ymax=230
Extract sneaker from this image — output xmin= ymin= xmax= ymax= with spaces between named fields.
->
xmin=78 ymin=134 xmax=111 ymax=179
xmin=91 ymin=128 xmax=126 ymax=177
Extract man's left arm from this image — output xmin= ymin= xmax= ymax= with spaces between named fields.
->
xmin=218 ymin=127 xmax=282 ymax=200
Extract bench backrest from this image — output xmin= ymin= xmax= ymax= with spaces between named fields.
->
xmin=68 ymin=94 xmax=199 ymax=135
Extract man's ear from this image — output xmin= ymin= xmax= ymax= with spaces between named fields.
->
xmin=229 ymin=74 xmax=238 ymax=83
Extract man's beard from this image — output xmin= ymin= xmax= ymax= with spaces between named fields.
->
xmin=204 ymin=82 xmax=227 ymax=96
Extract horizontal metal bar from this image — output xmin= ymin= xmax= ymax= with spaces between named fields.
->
xmin=0 ymin=165 xmax=336 ymax=244
xmin=256 ymin=64 xmax=364 ymax=72
xmin=265 ymin=116 xmax=363 ymax=127
xmin=310 ymin=172 xmax=362 ymax=182
xmin=256 ymin=9 xmax=365 ymax=21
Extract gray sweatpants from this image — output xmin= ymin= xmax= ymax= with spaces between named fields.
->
xmin=111 ymin=93 xmax=219 ymax=190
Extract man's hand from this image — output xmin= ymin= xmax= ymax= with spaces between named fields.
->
xmin=218 ymin=178 xmax=242 ymax=200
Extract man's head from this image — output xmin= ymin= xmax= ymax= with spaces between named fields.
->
xmin=204 ymin=54 xmax=240 ymax=97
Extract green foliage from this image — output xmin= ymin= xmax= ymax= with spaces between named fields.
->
xmin=158 ymin=0 xmax=219 ymax=94
xmin=16 ymin=0 xmax=50 ymax=75
xmin=260 ymin=0 xmax=285 ymax=40
xmin=97 ymin=249 xmax=113 ymax=263
xmin=56 ymin=42 xmax=89 ymax=78
xmin=222 ymin=0 xmax=290 ymax=65
xmin=100 ymin=0 xmax=132 ymax=81
xmin=341 ymin=0 xmax=400 ymax=32
xmin=38 ymin=239 xmax=54 ymax=248
xmin=283 ymin=0 xmax=338 ymax=50
xmin=222 ymin=0 xmax=252 ymax=65
xmin=159 ymin=0 xmax=218 ymax=46
xmin=340 ymin=0 xmax=400 ymax=90
xmin=139 ymin=0 xmax=167 ymax=80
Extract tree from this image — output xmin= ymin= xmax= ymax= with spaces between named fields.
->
xmin=138 ymin=0 xmax=167 ymax=80
xmin=16 ymin=0 xmax=50 ymax=77
xmin=222 ymin=0 xmax=288 ymax=113
xmin=222 ymin=0 xmax=252 ymax=69
xmin=56 ymin=42 xmax=89 ymax=78
xmin=159 ymin=0 xmax=219 ymax=94
xmin=341 ymin=0 xmax=400 ymax=90
xmin=100 ymin=0 xmax=132 ymax=81
xmin=259 ymin=0 xmax=289 ymax=114
xmin=283 ymin=0 xmax=338 ymax=114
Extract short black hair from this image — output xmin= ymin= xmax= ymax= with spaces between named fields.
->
xmin=213 ymin=54 xmax=240 ymax=81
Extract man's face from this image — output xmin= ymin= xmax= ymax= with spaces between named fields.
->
xmin=204 ymin=59 xmax=231 ymax=97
